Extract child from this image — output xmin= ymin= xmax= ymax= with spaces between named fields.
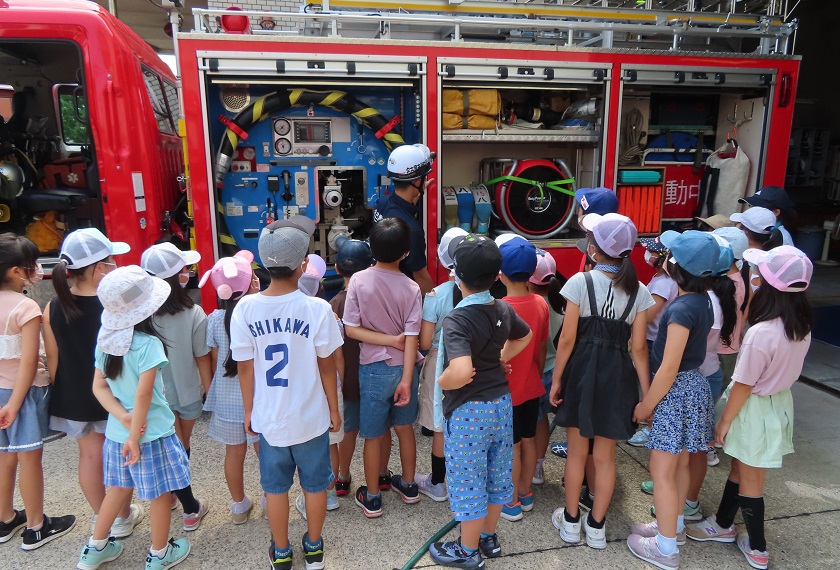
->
xmin=527 ymin=248 xmax=565 ymax=486
xmin=428 ymin=234 xmax=532 ymax=568
xmin=77 ymin=265 xmax=191 ymax=570
xmin=295 ymin=254 xmax=343 ymax=518
xmin=199 ymin=250 xmax=261 ymax=524
xmin=687 ymin=246 xmax=813 ymax=570
xmin=140 ymin=243 xmax=210 ymax=529
xmin=344 ymin=217 xmax=424 ymax=517
xmin=230 ymin=216 xmax=342 ymax=570
xmin=712 ymin=227 xmax=749 ymax=391
xmin=329 ymin=237 xmax=383 ymax=499
xmin=628 ymin=236 xmax=677 ymax=448
xmin=550 ymin=213 xmax=653 ymax=550
xmin=43 ymin=229 xmax=141 ymax=537
xmin=627 ymin=230 xmax=722 ymax=569
xmin=416 ymin=227 xmax=467 ymax=502
xmin=0 ymin=233 xmax=75 ymax=550
xmin=739 ymin=186 xmax=796 ymax=245
xmin=497 ymin=236 xmax=547 ymax=522
xmin=731 ymin=207 xmax=783 ymax=295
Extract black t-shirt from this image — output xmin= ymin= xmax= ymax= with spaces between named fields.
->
xmin=440 ymin=300 xmax=531 ymax=418
xmin=48 ymin=295 xmax=109 ymax=422
xmin=374 ymin=192 xmax=427 ymax=275
xmin=651 ymin=292 xmax=713 ymax=373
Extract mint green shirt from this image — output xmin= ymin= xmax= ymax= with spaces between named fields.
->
xmin=95 ymin=333 xmax=175 ymax=444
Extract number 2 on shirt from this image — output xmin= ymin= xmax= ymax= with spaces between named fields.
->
xmin=265 ymin=344 xmax=289 ymax=387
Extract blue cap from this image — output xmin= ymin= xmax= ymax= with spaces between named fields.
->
xmin=335 ymin=236 xmax=374 ymax=274
xmin=710 ymin=234 xmax=735 ymax=276
xmin=499 ymin=236 xmax=538 ymax=281
xmin=659 ymin=230 xmax=722 ymax=278
xmin=574 ymin=187 xmax=619 ymax=215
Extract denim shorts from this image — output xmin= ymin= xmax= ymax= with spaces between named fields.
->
xmin=537 ymin=369 xmax=555 ymax=421
xmin=445 ymin=395 xmax=514 ymax=522
xmin=0 ymin=386 xmax=64 ymax=452
xmin=358 ymin=361 xmax=419 ymax=439
xmin=259 ymin=430 xmax=333 ymax=495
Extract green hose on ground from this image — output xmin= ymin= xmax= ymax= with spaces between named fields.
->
xmin=394 ymin=518 xmax=458 ymax=570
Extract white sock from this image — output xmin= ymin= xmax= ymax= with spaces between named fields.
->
xmin=686 ymin=499 xmax=699 ymax=509
xmin=150 ymin=545 xmax=168 ymax=558
xmin=536 ymin=458 xmax=544 ymax=467
xmin=230 ymin=496 xmax=253 ymax=515
xmin=588 ymin=491 xmax=595 ymax=501
xmin=88 ymin=537 xmax=108 ymax=550
xmin=656 ymin=533 xmax=678 ymax=556
xmin=677 ymin=515 xmax=685 ymax=533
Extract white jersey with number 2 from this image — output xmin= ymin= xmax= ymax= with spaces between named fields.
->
xmin=230 ymin=289 xmax=343 ymax=447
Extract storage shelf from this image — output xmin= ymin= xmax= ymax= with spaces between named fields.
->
xmin=442 ymin=129 xmax=599 ymax=143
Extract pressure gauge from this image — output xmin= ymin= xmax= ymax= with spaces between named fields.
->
xmin=273 ymin=118 xmax=291 ymax=136
xmin=242 ymin=147 xmax=256 ymax=160
xmin=274 ymin=138 xmax=292 ymax=156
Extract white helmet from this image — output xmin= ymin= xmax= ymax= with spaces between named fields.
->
xmin=387 ymin=144 xmax=434 ymax=181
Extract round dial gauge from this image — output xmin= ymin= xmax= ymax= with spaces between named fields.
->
xmin=242 ymin=147 xmax=256 ymax=160
xmin=274 ymin=138 xmax=292 ymax=155
xmin=273 ymin=118 xmax=291 ymax=136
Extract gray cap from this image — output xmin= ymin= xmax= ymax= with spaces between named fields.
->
xmin=258 ymin=216 xmax=316 ymax=269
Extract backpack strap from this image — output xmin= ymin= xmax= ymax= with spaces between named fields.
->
xmin=618 ymin=285 xmax=640 ymax=323
xmin=583 ymin=272 xmax=599 ymax=316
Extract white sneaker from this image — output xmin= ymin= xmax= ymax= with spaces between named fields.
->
xmin=415 ymin=473 xmax=448 ymax=502
xmin=229 ymin=496 xmax=253 ymax=525
xmin=707 ymin=449 xmax=720 ymax=466
xmin=110 ymin=504 xmax=144 ymax=538
xmin=532 ymin=462 xmax=545 ymax=485
xmin=583 ymin=515 xmax=607 ymax=550
xmin=551 ymin=508 xmax=581 ymax=544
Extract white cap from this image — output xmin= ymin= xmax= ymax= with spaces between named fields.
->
xmin=438 ymin=227 xmax=468 ymax=269
xmin=580 ymin=213 xmax=638 ymax=258
xmin=494 ymin=233 xmax=519 ymax=248
xmin=730 ymin=207 xmax=776 ymax=234
xmin=141 ymin=242 xmax=201 ymax=279
xmin=60 ymin=228 xmax=130 ymax=269
xmin=97 ymin=266 xmax=170 ymax=356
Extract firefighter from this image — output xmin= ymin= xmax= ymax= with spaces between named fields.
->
xmin=374 ymin=144 xmax=436 ymax=295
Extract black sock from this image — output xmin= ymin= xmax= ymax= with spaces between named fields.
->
xmin=739 ymin=495 xmax=766 ymax=552
xmin=185 ymin=447 xmax=191 ymax=459
xmin=715 ymin=479 xmax=740 ymax=528
xmin=431 ymin=454 xmax=446 ymax=486
xmin=587 ymin=511 xmax=605 ymax=529
xmin=564 ymin=508 xmax=580 ymax=523
xmin=174 ymin=486 xmax=200 ymax=514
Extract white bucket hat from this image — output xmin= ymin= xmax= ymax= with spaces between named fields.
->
xmin=97 ymin=265 xmax=170 ymax=356
xmin=141 ymin=242 xmax=201 ymax=279
xmin=60 ymin=228 xmax=130 ymax=269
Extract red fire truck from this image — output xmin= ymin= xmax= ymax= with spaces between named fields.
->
xmin=174 ymin=1 xmax=799 ymax=306
xmin=0 ymin=0 xmax=185 ymax=269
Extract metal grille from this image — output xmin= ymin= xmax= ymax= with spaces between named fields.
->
xmin=220 ymin=85 xmax=251 ymax=112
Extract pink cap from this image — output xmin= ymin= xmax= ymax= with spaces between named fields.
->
xmin=198 ymin=250 xmax=254 ymax=300
xmin=580 ymin=212 xmax=638 ymax=259
xmin=299 ymin=254 xmax=327 ymax=297
xmin=530 ymin=248 xmax=557 ymax=284
xmin=742 ymin=245 xmax=812 ymax=292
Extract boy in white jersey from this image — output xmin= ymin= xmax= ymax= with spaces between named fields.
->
xmin=230 ymin=216 xmax=343 ymax=570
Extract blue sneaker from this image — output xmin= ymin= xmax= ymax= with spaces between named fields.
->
xmin=478 ymin=533 xmax=501 ymax=558
xmin=268 ymin=540 xmax=293 ymax=570
xmin=390 ymin=474 xmax=420 ymax=504
xmin=518 ymin=492 xmax=534 ymax=512
xmin=429 ymin=540 xmax=485 ymax=569
xmin=499 ymin=501 xmax=523 ymax=522
xmin=354 ymin=486 xmax=382 ymax=518
xmin=550 ymin=441 xmax=568 ymax=458
xmin=145 ymin=538 xmax=191 ymax=570
xmin=77 ymin=539 xmax=123 ymax=570
xmin=628 ymin=427 xmax=650 ymax=447
xmin=302 ymin=532 xmax=325 ymax=570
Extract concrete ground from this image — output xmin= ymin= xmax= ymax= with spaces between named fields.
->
xmin=4 ymin=382 xmax=840 ymax=570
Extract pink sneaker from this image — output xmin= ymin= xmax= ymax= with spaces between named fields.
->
xmin=738 ymin=535 xmax=769 ymax=569
xmin=630 ymin=520 xmax=686 ymax=545
xmin=686 ymin=516 xmax=737 ymax=543
xmin=627 ymin=534 xmax=680 ymax=570
xmin=182 ymin=499 xmax=209 ymax=532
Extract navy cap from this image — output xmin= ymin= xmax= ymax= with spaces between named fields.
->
xmin=659 ymin=230 xmax=722 ymax=278
xmin=499 ymin=236 xmax=538 ymax=281
xmin=335 ymin=236 xmax=374 ymax=274
xmin=574 ymin=187 xmax=619 ymax=215
xmin=739 ymin=186 xmax=794 ymax=210
xmin=451 ymin=234 xmax=502 ymax=285
xmin=640 ymin=237 xmax=667 ymax=253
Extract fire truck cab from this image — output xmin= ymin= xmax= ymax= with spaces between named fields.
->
xmin=174 ymin=1 xmax=798 ymax=305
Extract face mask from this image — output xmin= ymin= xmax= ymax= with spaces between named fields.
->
xmin=97 ymin=261 xmax=117 ymax=277
xmin=19 ymin=263 xmax=44 ymax=286
xmin=454 ymin=274 xmax=462 ymax=288
xmin=179 ymin=270 xmax=191 ymax=288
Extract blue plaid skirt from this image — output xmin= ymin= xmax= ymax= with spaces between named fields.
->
xmin=103 ymin=433 xmax=191 ymax=500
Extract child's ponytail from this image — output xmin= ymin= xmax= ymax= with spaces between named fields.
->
xmin=712 ymin=275 xmax=737 ymax=348
xmin=223 ymin=295 xmax=245 ymax=377
xmin=52 ymin=260 xmax=84 ymax=322
xmin=545 ymin=274 xmax=567 ymax=315
xmin=613 ymin=255 xmax=640 ymax=298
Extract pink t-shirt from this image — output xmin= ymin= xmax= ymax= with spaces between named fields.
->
xmin=0 ymin=291 xmax=49 ymax=390
xmin=719 ymin=272 xmax=746 ymax=355
xmin=731 ymin=318 xmax=810 ymax=396
xmin=343 ymin=266 xmax=423 ymax=366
